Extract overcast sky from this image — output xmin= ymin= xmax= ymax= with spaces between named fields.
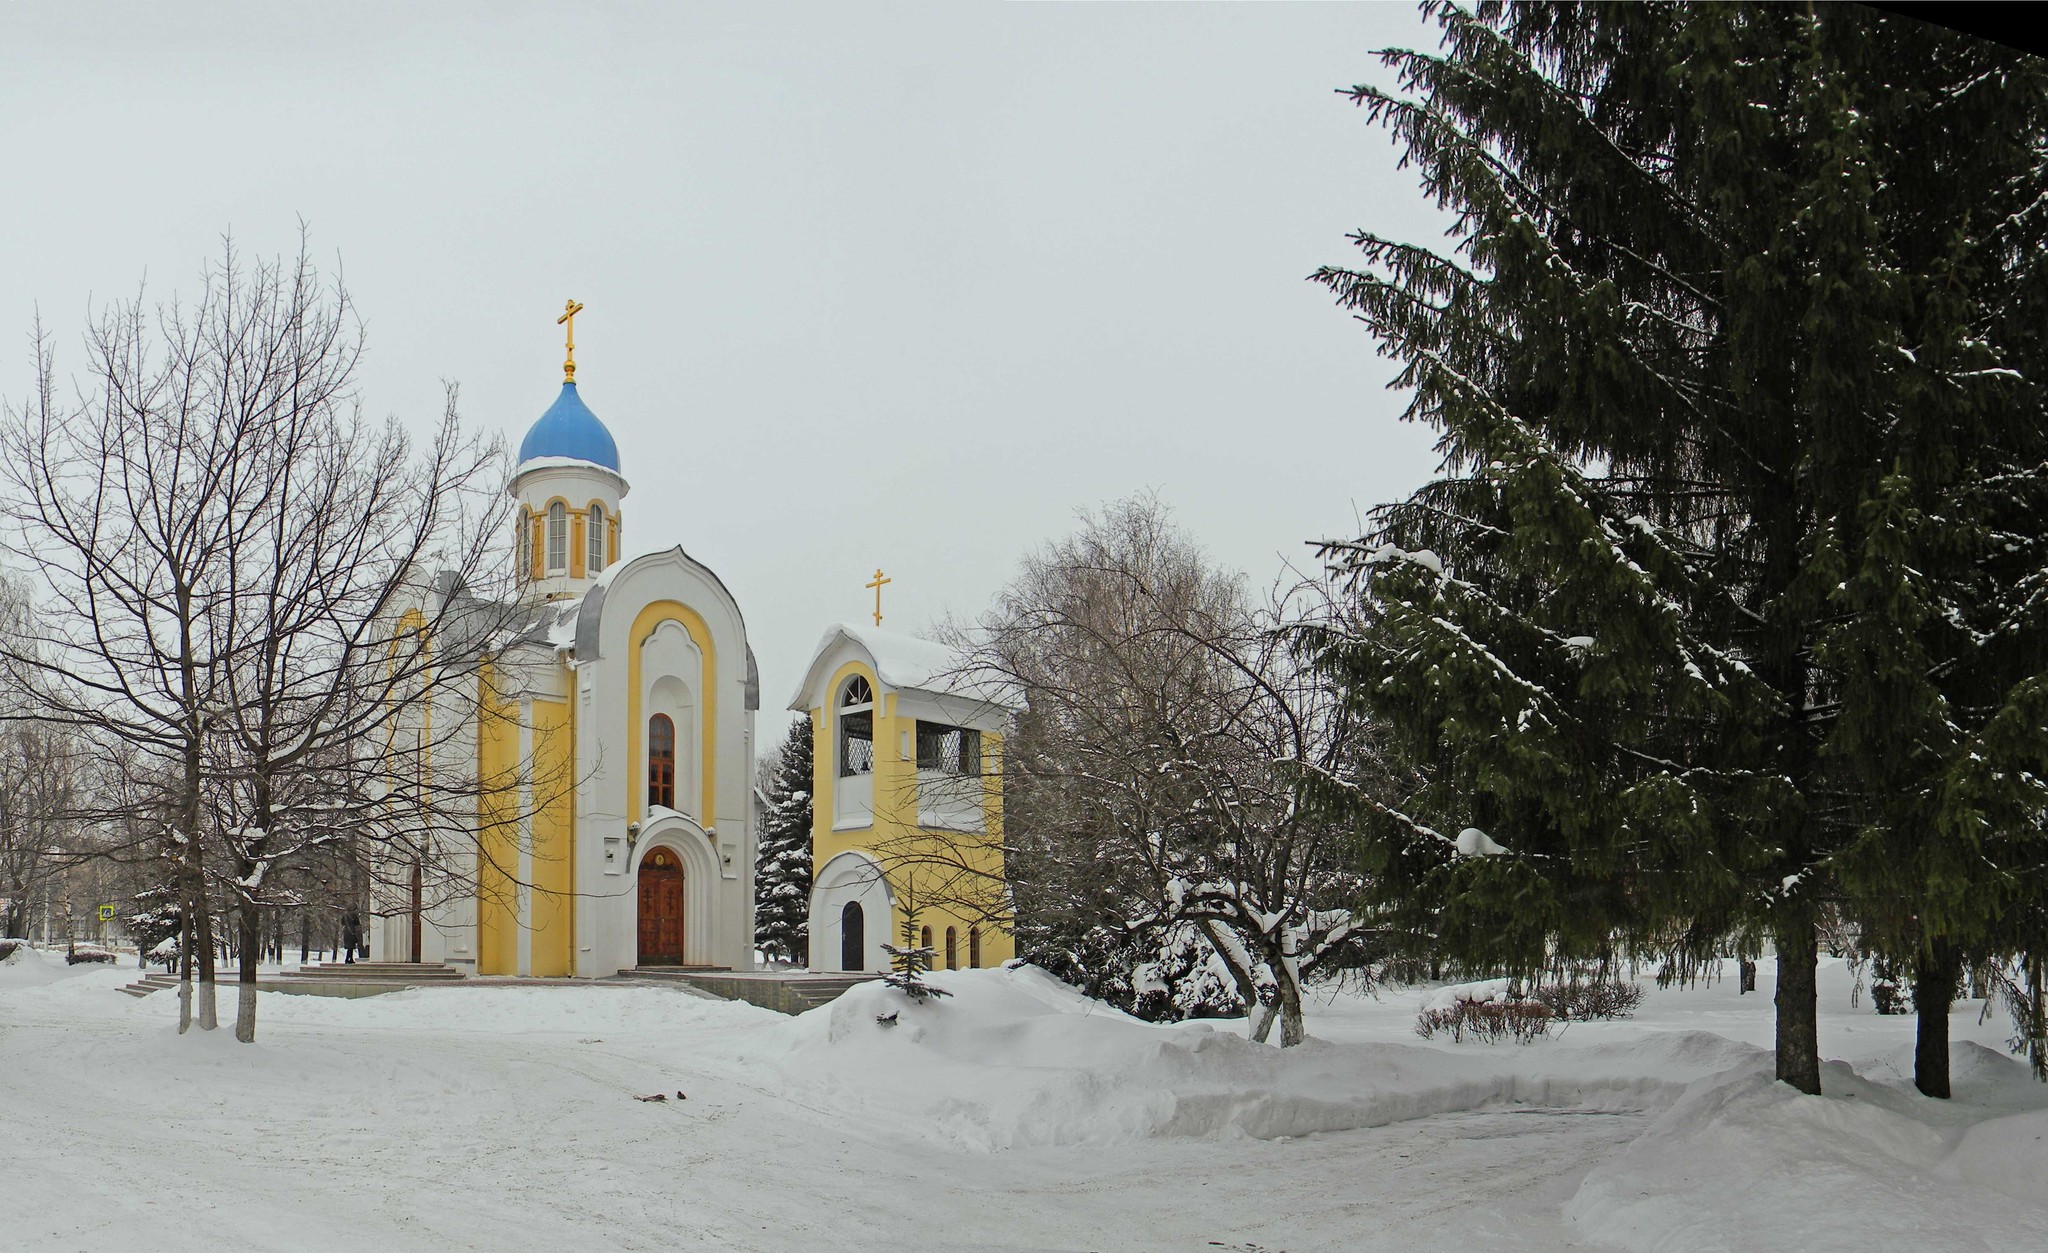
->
xmin=0 ymin=1 xmax=1449 ymax=741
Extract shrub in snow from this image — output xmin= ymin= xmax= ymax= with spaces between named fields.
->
xmin=1415 ymin=981 xmax=1553 ymax=1043
xmin=1531 ymin=976 xmax=1645 ymax=1021
xmin=66 ymin=945 xmax=116 ymax=965
xmin=1415 ymin=997 xmax=1554 ymax=1044
xmin=0 ymin=938 xmax=23 ymax=962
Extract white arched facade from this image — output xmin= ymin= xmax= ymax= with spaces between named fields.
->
xmin=809 ymin=849 xmax=894 ymax=973
xmin=632 ymin=813 xmax=721 ymax=967
xmin=573 ymin=545 xmax=760 ymax=976
xmin=640 ymin=619 xmax=703 ymax=822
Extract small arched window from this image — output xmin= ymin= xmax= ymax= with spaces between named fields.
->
xmin=944 ymin=926 xmax=958 ymax=971
xmin=920 ymin=925 xmax=932 ymax=955
xmin=545 ymin=502 xmax=568 ymax=573
xmin=969 ymin=927 xmax=981 ymax=969
xmin=515 ymin=508 xmax=531 ymax=582
xmin=838 ymin=675 xmax=875 ymax=778
xmin=648 ymin=713 xmax=676 ymax=810
xmin=587 ymin=504 xmax=606 ymax=574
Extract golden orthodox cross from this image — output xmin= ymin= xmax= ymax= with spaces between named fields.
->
xmin=558 ymin=299 xmax=586 ymax=382
xmin=866 ymin=568 xmax=891 ymax=627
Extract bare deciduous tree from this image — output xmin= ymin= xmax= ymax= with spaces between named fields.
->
xmin=2 ymin=236 xmax=518 ymax=1039
xmin=951 ymin=496 xmax=1376 ymax=1046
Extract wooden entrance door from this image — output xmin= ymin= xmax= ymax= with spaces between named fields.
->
xmin=637 ymin=849 xmax=685 ymax=966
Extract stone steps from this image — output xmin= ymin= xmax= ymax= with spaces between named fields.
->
xmin=285 ymin=961 xmax=466 ymax=982
xmin=636 ymin=970 xmax=882 ymax=1015
xmin=118 ymin=972 xmax=180 ymax=998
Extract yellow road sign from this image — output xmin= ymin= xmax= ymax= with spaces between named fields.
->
xmin=97 ymin=904 xmax=115 ymax=922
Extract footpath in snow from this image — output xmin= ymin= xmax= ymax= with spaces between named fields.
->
xmin=3 ymin=943 xmax=2045 ymax=1251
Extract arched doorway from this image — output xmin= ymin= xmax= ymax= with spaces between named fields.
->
xmin=638 ymin=848 xmax=685 ymax=966
xmin=841 ymin=901 xmax=864 ymax=972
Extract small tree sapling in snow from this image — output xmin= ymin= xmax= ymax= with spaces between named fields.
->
xmin=881 ymin=912 xmax=950 ymax=1004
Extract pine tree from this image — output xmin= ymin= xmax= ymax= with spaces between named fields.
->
xmin=753 ymin=716 xmax=814 ymax=967
xmin=1308 ymin=4 xmax=2048 ymax=1095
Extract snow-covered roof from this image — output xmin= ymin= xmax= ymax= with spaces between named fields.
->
xmin=495 ymin=595 xmax=583 ymax=653
xmin=787 ymin=622 xmax=1020 ymax=712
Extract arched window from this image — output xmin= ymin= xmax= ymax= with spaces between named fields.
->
xmin=648 ymin=713 xmax=676 ymax=810
xmin=969 ymin=927 xmax=981 ymax=969
xmin=944 ymin=926 xmax=957 ymax=970
xmin=838 ymin=675 xmax=875 ymax=777
xmin=587 ymin=503 xmax=605 ymax=574
xmin=515 ymin=508 xmax=531 ymax=581
xmin=545 ymin=501 xmax=568 ymax=573
xmin=920 ymin=925 xmax=932 ymax=955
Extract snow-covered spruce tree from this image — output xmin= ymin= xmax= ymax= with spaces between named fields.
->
xmin=127 ymin=881 xmax=182 ymax=971
xmin=1307 ymin=4 xmax=2048 ymax=1095
xmin=754 ymin=716 xmax=813 ymax=967
xmin=1020 ymin=915 xmax=1253 ymax=1024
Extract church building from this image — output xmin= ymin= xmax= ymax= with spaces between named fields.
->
xmin=369 ymin=304 xmax=761 ymax=976
xmin=369 ymin=302 xmax=1015 ymax=982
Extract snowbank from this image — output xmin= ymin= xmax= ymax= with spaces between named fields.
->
xmin=9 ymin=948 xmax=2045 ymax=1252
xmin=778 ymin=966 xmax=1750 ymax=1151
xmin=1 ymin=943 xmax=72 ymax=988
xmin=1567 ymin=1043 xmax=2048 ymax=1252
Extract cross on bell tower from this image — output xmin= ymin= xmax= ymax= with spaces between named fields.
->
xmin=866 ymin=568 xmax=891 ymax=627
xmin=558 ymin=299 xmax=586 ymax=383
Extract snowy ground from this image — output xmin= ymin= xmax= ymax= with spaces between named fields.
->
xmin=4 ymin=945 xmax=2044 ymax=1252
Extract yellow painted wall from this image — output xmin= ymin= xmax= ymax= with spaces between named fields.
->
xmin=474 ymin=658 xmax=580 ymax=978
xmin=810 ymin=660 xmax=1015 ymax=967
xmin=476 ymin=664 xmax=521 ymax=977
xmin=528 ymin=695 xmax=576 ymax=977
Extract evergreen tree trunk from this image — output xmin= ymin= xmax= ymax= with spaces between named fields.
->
xmin=1774 ymin=910 xmax=1821 ymax=1095
xmin=1914 ymin=940 xmax=1961 ymax=1099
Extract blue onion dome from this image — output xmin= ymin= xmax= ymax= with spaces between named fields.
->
xmin=517 ymin=382 xmax=620 ymax=472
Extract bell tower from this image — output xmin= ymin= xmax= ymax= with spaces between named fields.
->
xmin=511 ymin=299 xmax=628 ymax=602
